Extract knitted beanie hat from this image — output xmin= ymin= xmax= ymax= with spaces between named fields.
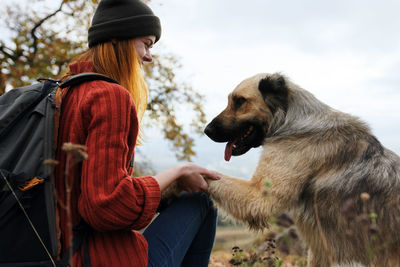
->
xmin=88 ymin=0 xmax=161 ymax=47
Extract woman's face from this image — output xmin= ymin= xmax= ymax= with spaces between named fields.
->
xmin=134 ymin=35 xmax=156 ymax=65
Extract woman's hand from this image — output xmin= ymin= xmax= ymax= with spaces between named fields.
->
xmin=154 ymin=163 xmax=221 ymax=193
xmin=176 ymin=163 xmax=220 ymax=193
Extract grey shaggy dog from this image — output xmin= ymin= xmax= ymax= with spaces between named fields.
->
xmin=204 ymin=73 xmax=400 ymax=267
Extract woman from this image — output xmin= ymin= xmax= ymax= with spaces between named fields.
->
xmin=55 ymin=0 xmax=220 ymax=266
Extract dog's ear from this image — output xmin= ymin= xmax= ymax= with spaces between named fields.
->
xmin=258 ymin=73 xmax=289 ymax=114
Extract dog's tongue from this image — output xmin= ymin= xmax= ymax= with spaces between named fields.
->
xmin=224 ymin=142 xmax=234 ymax=162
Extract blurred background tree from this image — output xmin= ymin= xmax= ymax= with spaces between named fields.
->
xmin=0 ymin=0 xmax=206 ymax=163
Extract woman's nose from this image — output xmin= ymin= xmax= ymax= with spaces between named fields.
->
xmin=143 ymin=52 xmax=152 ymax=63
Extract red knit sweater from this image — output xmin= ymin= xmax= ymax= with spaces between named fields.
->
xmin=55 ymin=62 xmax=161 ymax=267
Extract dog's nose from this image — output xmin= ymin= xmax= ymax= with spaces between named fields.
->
xmin=204 ymin=123 xmax=215 ymax=139
xmin=204 ymin=120 xmax=228 ymax=142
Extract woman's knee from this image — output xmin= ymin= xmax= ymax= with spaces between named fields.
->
xmin=180 ymin=192 xmax=217 ymax=218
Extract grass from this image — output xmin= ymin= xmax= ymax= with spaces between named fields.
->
xmin=213 ymin=225 xmax=262 ymax=251
xmin=209 ymin=218 xmax=308 ymax=267
xmin=210 ymin=225 xmax=260 ymax=267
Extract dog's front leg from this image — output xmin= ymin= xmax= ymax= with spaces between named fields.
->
xmin=207 ymin=174 xmax=281 ymax=230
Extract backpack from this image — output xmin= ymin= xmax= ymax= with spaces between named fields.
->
xmin=0 ymin=73 xmax=118 ymax=267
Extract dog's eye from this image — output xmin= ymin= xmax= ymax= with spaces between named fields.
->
xmin=234 ymin=97 xmax=247 ymax=109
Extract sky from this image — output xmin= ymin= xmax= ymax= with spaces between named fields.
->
xmin=2 ymin=0 xmax=400 ymax=179
xmin=139 ymin=0 xmax=400 ymax=179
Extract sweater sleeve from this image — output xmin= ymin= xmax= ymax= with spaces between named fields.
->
xmin=77 ymin=81 xmax=161 ymax=231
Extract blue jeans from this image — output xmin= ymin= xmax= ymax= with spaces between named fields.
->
xmin=143 ymin=192 xmax=217 ymax=267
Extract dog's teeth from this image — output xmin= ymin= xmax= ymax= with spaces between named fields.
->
xmin=245 ymin=128 xmax=252 ymax=136
xmin=239 ymin=126 xmax=253 ymax=141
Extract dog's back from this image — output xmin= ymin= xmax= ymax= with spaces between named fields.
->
xmin=287 ymin=87 xmax=400 ymax=265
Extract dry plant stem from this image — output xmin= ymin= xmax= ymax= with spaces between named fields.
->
xmin=65 ymin=154 xmax=74 ymax=267
xmin=62 ymin=142 xmax=88 ymax=266
xmin=313 ymin=191 xmax=333 ymax=266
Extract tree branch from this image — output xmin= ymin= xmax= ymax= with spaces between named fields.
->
xmin=30 ymin=1 xmax=65 ymax=55
xmin=0 ymin=42 xmax=17 ymax=61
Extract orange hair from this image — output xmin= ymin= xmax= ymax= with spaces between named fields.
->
xmin=68 ymin=39 xmax=148 ymax=142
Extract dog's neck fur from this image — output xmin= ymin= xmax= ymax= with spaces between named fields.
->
xmin=267 ymin=83 xmax=370 ymax=142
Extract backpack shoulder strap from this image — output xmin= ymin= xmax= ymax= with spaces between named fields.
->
xmin=53 ymin=72 xmax=119 ymax=150
xmin=59 ymin=72 xmax=119 ymax=89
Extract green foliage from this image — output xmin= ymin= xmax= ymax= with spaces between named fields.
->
xmin=264 ymin=179 xmax=272 ymax=188
xmin=0 ymin=0 xmax=206 ymax=162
